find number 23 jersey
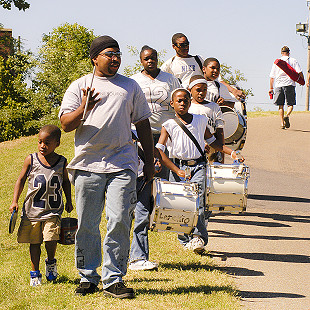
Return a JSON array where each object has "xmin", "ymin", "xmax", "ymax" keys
[{"xmin": 22, "ymin": 153, "xmax": 67, "ymax": 222}]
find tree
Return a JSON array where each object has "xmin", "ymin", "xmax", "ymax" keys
[
  {"xmin": 0, "ymin": 0, "xmax": 30, "ymax": 10},
  {"xmin": 0, "ymin": 38, "xmax": 50, "ymax": 141},
  {"xmin": 220, "ymin": 63, "xmax": 253, "ymax": 100},
  {"xmin": 36, "ymin": 23, "xmax": 96, "ymax": 107}
]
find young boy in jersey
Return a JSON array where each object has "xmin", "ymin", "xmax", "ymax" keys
[
  {"xmin": 156, "ymin": 89, "xmax": 243, "ymax": 254},
  {"xmin": 10, "ymin": 125, "xmax": 73, "ymax": 286},
  {"xmin": 202, "ymin": 58, "xmax": 237, "ymax": 108},
  {"xmin": 188, "ymin": 75, "xmax": 225, "ymax": 163}
]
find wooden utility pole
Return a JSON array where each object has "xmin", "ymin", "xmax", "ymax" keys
[{"xmin": 306, "ymin": 2, "xmax": 310, "ymax": 111}]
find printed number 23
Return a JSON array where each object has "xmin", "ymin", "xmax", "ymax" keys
[{"xmin": 33, "ymin": 174, "xmax": 62, "ymax": 209}]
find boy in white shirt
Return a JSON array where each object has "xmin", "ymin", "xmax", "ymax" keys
[
  {"xmin": 156, "ymin": 89, "xmax": 243, "ymax": 254},
  {"xmin": 188, "ymin": 75, "xmax": 225, "ymax": 163},
  {"xmin": 202, "ymin": 58, "xmax": 237, "ymax": 109}
]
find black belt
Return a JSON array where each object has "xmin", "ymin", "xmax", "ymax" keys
[{"xmin": 174, "ymin": 156, "xmax": 205, "ymax": 167}]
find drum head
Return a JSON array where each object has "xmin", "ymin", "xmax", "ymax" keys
[{"xmin": 220, "ymin": 106, "xmax": 239, "ymax": 139}]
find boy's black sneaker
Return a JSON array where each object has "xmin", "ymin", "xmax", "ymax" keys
[
  {"xmin": 103, "ymin": 282, "xmax": 134, "ymax": 299},
  {"xmin": 75, "ymin": 282, "xmax": 98, "ymax": 296}
]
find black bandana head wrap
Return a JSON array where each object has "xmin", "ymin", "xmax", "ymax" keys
[{"xmin": 89, "ymin": 36, "xmax": 119, "ymax": 60}]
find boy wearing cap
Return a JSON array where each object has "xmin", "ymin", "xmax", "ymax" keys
[
  {"xmin": 269, "ymin": 46, "xmax": 304, "ymax": 129},
  {"xmin": 59, "ymin": 35, "xmax": 155, "ymax": 298}
]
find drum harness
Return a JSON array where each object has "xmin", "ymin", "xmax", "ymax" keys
[{"xmin": 173, "ymin": 117, "xmax": 206, "ymax": 168}]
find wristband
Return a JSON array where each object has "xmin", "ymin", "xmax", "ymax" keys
[
  {"xmin": 230, "ymin": 150, "xmax": 240, "ymax": 159},
  {"xmin": 155, "ymin": 143, "xmax": 166, "ymax": 152}
]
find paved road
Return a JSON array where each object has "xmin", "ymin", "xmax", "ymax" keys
[{"xmin": 208, "ymin": 113, "xmax": 310, "ymax": 310}]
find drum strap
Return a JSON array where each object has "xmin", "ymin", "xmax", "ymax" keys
[{"xmin": 174, "ymin": 117, "xmax": 205, "ymax": 158}]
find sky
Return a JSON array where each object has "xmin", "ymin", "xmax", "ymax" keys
[{"xmin": 1, "ymin": 0, "xmax": 310, "ymax": 111}]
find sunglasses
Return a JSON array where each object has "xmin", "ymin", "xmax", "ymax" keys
[
  {"xmin": 99, "ymin": 51, "xmax": 122, "ymax": 58},
  {"xmin": 174, "ymin": 42, "xmax": 189, "ymax": 48}
]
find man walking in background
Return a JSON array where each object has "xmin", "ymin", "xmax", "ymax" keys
[{"xmin": 269, "ymin": 46, "xmax": 304, "ymax": 129}]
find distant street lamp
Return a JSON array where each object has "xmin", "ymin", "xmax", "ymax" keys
[{"xmin": 296, "ymin": 22, "xmax": 308, "ymax": 34}]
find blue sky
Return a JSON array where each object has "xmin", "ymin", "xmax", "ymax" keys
[{"xmin": 1, "ymin": 0, "xmax": 309, "ymax": 111}]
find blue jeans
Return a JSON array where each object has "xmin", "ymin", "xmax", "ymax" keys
[
  {"xmin": 129, "ymin": 132, "xmax": 169, "ymax": 263},
  {"xmin": 74, "ymin": 169, "xmax": 136, "ymax": 288},
  {"xmin": 169, "ymin": 162, "xmax": 208, "ymax": 246},
  {"xmin": 129, "ymin": 177, "xmax": 152, "ymax": 262}
]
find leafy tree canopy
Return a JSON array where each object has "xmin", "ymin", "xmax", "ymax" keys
[
  {"xmin": 0, "ymin": 0, "xmax": 30, "ymax": 11},
  {"xmin": 36, "ymin": 23, "xmax": 96, "ymax": 106},
  {"xmin": 0, "ymin": 38, "xmax": 51, "ymax": 141},
  {"xmin": 220, "ymin": 64, "xmax": 253, "ymax": 99}
]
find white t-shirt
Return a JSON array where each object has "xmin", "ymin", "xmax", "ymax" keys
[
  {"xmin": 188, "ymin": 101, "xmax": 224, "ymax": 134},
  {"xmin": 206, "ymin": 80, "xmax": 237, "ymax": 103},
  {"xmin": 160, "ymin": 55, "xmax": 204, "ymax": 88},
  {"xmin": 162, "ymin": 114, "xmax": 208, "ymax": 160},
  {"xmin": 59, "ymin": 73, "xmax": 151, "ymax": 175},
  {"xmin": 131, "ymin": 70, "xmax": 181, "ymax": 133},
  {"xmin": 270, "ymin": 56, "xmax": 302, "ymax": 87}
]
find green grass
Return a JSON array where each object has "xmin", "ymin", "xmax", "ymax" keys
[
  {"xmin": 246, "ymin": 110, "xmax": 310, "ymax": 118},
  {"xmin": 0, "ymin": 131, "xmax": 242, "ymax": 309}
]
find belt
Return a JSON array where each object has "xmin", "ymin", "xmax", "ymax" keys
[{"xmin": 174, "ymin": 156, "xmax": 205, "ymax": 167}]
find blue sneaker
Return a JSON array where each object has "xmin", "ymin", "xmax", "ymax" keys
[
  {"xmin": 45, "ymin": 258, "xmax": 57, "ymax": 281},
  {"xmin": 30, "ymin": 270, "xmax": 42, "ymax": 287}
]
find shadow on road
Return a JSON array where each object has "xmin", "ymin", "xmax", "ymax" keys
[
  {"xmin": 209, "ymin": 251, "xmax": 310, "ymax": 263},
  {"xmin": 211, "ymin": 211, "xmax": 310, "ymax": 224},
  {"xmin": 238, "ymin": 290, "xmax": 305, "ymax": 299},
  {"xmin": 209, "ymin": 229, "xmax": 310, "ymax": 241},
  {"xmin": 210, "ymin": 218, "xmax": 291, "ymax": 227},
  {"xmin": 248, "ymin": 194, "xmax": 310, "ymax": 204},
  {"xmin": 220, "ymin": 266, "xmax": 264, "ymax": 277},
  {"xmin": 289, "ymin": 129, "xmax": 310, "ymax": 133}
]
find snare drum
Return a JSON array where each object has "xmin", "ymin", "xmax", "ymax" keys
[
  {"xmin": 206, "ymin": 163, "xmax": 249, "ymax": 213},
  {"xmin": 150, "ymin": 178, "xmax": 199, "ymax": 234},
  {"xmin": 221, "ymin": 106, "xmax": 247, "ymax": 151}
]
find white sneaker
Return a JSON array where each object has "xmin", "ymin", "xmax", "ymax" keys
[
  {"xmin": 128, "ymin": 259, "xmax": 158, "ymax": 271},
  {"xmin": 45, "ymin": 258, "xmax": 58, "ymax": 281},
  {"xmin": 30, "ymin": 271, "xmax": 42, "ymax": 287},
  {"xmin": 184, "ymin": 236, "xmax": 205, "ymax": 254}
]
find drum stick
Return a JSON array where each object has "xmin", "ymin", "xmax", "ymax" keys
[{"xmin": 81, "ymin": 66, "xmax": 96, "ymax": 122}]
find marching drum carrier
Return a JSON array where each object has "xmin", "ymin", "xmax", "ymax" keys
[
  {"xmin": 206, "ymin": 162, "xmax": 250, "ymax": 213},
  {"xmin": 150, "ymin": 178, "xmax": 199, "ymax": 234},
  {"xmin": 221, "ymin": 105, "xmax": 247, "ymax": 151}
]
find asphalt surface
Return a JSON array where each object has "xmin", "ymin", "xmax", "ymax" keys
[{"xmin": 207, "ymin": 112, "xmax": 310, "ymax": 310}]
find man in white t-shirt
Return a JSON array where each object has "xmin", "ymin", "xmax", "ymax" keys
[
  {"xmin": 160, "ymin": 33, "xmax": 203, "ymax": 89},
  {"xmin": 269, "ymin": 46, "xmax": 303, "ymax": 129},
  {"xmin": 59, "ymin": 36, "xmax": 155, "ymax": 299},
  {"xmin": 161, "ymin": 33, "xmax": 245, "ymax": 101}
]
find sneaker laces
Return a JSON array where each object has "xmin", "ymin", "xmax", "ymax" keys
[{"xmin": 46, "ymin": 262, "xmax": 56, "ymax": 274}]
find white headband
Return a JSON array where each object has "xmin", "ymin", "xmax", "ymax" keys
[
  {"xmin": 188, "ymin": 79, "xmax": 208, "ymax": 90},
  {"xmin": 170, "ymin": 87, "xmax": 191, "ymax": 100}
]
